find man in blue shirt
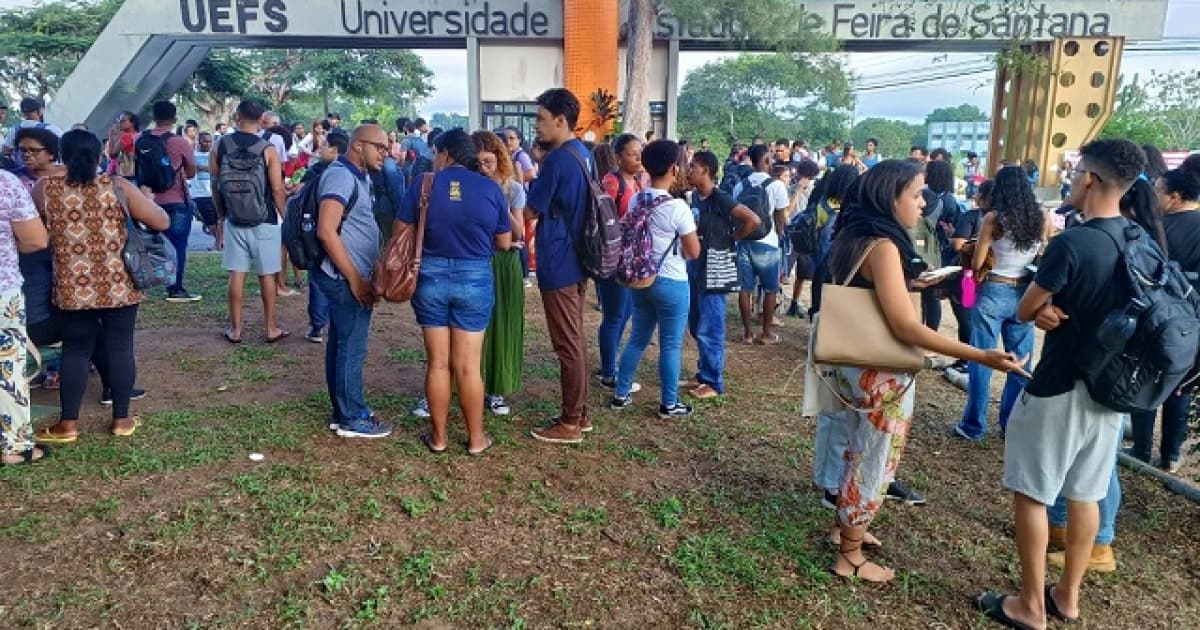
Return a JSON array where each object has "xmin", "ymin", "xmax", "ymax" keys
[
  {"xmin": 524, "ymin": 89, "xmax": 591, "ymax": 445},
  {"xmin": 315, "ymin": 124, "xmax": 390, "ymax": 439}
]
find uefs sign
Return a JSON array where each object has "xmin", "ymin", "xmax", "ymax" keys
[{"xmin": 179, "ymin": 0, "xmax": 554, "ymax": 37}]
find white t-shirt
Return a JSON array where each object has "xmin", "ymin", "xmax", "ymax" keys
[
  {"xmin": 732, "ymin": 172, "xmax": 788, "ymax": 248},
  {"xmin": 638, "ymin": 188, "xmax": 696, "ymax": 282}
]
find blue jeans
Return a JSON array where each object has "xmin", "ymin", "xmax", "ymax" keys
[
  {"xmin": 616, "ymin": 277, "xmax": 690, "ymax": 406},
  {"xmin": 956, "ymin": 282, "xmax": 1034, "ymax": 439},
  {"xmin": 687, "ymin": 259, "xmax": 726, "ymax": 393},
  {"xmin": 1130, "ymin": 391, "xmax": 1192, "ymax": 464},
  {"xmin": 1047, "ymin": 437, "xmax": 1122, "ymax": 545},
  {"xmin": 308, "ymin": 271, "xmax": 329, "ymax": 331},
  {"xmin": 596, "ymin": 278, "xmax": 632, "ymax": 379},
  {"xmin": 162, "ymin": 202, "xmax": 192, "ymax": 291},
  {"xmin": 314, "ymin": 270, "xmax": 373, "ymax": 424}
]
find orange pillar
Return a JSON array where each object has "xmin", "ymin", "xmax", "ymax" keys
[{"xmin": 563, "ymin": 0, "xmax": 619, "ymax": 138}]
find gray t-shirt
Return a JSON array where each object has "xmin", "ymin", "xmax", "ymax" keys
[{"xmin": 318, "ymin": 158, "xmax": 380, "ymax": 280}]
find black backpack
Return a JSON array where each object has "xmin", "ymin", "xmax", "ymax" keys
[
  {"xmin": 735, "ymin": 177, "xmax": 774, "ymax": 242},
  {"xmin": 1074, "ymin": 220, "xmax": 1200, "ymax": 413},
  {"xmin": 282, "ymin": 165, "xmax": 359, "ymax": 271},
  {"xmin": 719, "ymin": 163, "xmax": 748, "ymax": 195},
  {"xmin": 787, "ymin": 206, "xmax": 820, "ymax": 254},
  {"xmin": 561, "ymin": 144, "xmax": 621, "ymax": 279},
  {"xmin": 372, "ymin": 161, "xmax": 400, "ymax": 240},
  {"xmin": 216, "ymin": 134, "xmax": 272, "ymax": 227},
  {"xmin": 134, "ymin": 132, "xmax": 176, "ymax": 193},
  {"xmin": 405, "ymin": 154, "xmax": 433, "ymax": 187}
]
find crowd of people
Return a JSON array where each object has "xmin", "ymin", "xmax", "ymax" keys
[{"xmin": 2, "ymin": 87, "xmax": 1199, "ymax": 630}]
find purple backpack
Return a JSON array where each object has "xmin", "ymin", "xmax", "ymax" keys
[{"xmin": 617, "ymin": 192, "xmax": 677, "ymax": 289}]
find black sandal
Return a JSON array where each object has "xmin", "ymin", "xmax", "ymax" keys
[
  {"xmin": 1045, "ymin": 584, "xmax": 1076, "ymax": 623},
  {"xmin": 2, "ymin": 444, "xmax": 52, "ymax": 466},
  {"xmin": 975, "ymin": 591, "xmax": 1036, "ymax": 630}
]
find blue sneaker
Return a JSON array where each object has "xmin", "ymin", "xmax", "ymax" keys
[{"xmin": 336, "ymin": 415, "xmax": 393, "ymax": 439}]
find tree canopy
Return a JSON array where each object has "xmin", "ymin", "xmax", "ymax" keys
[
  {"xmin": 676, "ymin": 53, "xmax": 853, "ymax": 156},
  {"xmin": 0, "ymin": 0, "xmax": 122, "ymax": 102},
  {"xmin": 925, "ymin": 104, "xmax": 989, "ymax": 125}
]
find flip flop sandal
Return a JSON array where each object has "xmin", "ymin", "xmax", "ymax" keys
[
  {"xmin": 223, "ymin": 330, "xmax": 242, "ymax": 344},
  {"xmin": 975, "ymin": 592, "xmax": 1036, "ymax": 630},
  {"xmin": 468, "ymin": 437, "xmax": 495, "ymax": 457},
  {"xmin": 35, "ymin": 428, "xmax": 78, "ymax": 444},
  {"xmin": 1045, "ymin": 585, "xmax": 1076, "ymax": 623},
  {"xmin": 2, "ymin": 444, "xmax": 53, "ymax": 466},
  {"xmin": 754, "ymin": 333, "xmax": 782, "ymax": 345},
  {"xmin": 265, "ymin": 330, "xmax": 291, "ymax": 344},
  {"xmin": 111, "ymin": 418, "xmax": 140, "ymax": 437},
  {"xmin": 420, "ymin": 433, "xmax": 447, "ymax": 454}
]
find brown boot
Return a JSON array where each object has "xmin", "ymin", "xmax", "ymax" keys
[
  {"xmin": 1047, "ymin": 543, "xmax": 1117, "ymax": 573},
  {"xmin": 1048, "ymin": 525, "xmax": 1067, "ymax": 552}
]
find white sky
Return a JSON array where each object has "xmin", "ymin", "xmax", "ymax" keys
[{"xmin": 5, "ymin": 0, "xmax": 1200, "ymax": 123}]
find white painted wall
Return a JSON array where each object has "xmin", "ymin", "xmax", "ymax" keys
[{"xmin": 479, "ymin": 44, "xmax": 564, "ymax": 102}]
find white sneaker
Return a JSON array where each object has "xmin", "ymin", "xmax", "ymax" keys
[
  {"xmin": 411, "ymin": 398, "xmax": 431, "ymax": 418},
  {"xmin": 487, "ymin": 395, "xmax": 511, "ymax": 416}
]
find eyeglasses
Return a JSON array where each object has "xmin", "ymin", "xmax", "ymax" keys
[
  {"xmin": 18, "ymin": 146, "xmax": 46, "ymax": 157},
  {"xmin": 1072, "ymin": 167, "xmax": 1103, "ymax": 182},
  {"xmin": 361, "ymin": 141, "xmax": 389, "ymax": 154}
]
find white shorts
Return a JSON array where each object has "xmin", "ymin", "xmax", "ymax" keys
[{"xmin": 1002, "ymin": 380, "xmax": 1121, "ymax": 506}]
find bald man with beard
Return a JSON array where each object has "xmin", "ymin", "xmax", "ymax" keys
[{"xmin": 314, "ymin": 123, "xmax": 393, "ymax": 439}]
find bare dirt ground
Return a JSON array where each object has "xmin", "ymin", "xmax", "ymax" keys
[{"xmin": 1, "ymin": 252, "xmax": 1197, "ymax": 629}]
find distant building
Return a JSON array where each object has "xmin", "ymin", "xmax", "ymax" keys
[{"xmin": 927, "ymin": 121, "xmax": 990, "ymax": 162}]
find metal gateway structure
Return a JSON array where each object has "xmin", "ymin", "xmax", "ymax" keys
[{"xmin": 48, "ymin": 1, "xmax": 1168, "ymax": 175}]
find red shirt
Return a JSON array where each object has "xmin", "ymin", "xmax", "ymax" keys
[
  {"xmin": 148, "ymin": 125, "xmax": 196, "ymax": 205},
  {"xmin": 602, "ymin": 171, "xmax": 648, "ymax": 218}
]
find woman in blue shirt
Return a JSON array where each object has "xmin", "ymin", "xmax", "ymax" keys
[{"xmin": 397, "ymin": 129, "xmax": 512, "ymax": 456}]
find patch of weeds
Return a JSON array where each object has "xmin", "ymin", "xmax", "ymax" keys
[
  {"xmin": 525, "ymin": 481, "xmax": 561, "ymax": 515},
  {"xmin": 673, "ymin": 532, "xmax": 767, "ymax": 592},
  {"xmin": 355, "ymin": 585, "xmax": 390, "ymax": 623},
  {"xmin": 321, "ymin": 565, "xmax": 351, "ymax": 595},
  {"xmin": 0, "ymin": 513, "xmax": 54, "ymax": 543},
  {"xmin": 233, "ymin": 472, "xmax": 268, "ymax": 496},
  {"xmin": 81, "ymin": 496, "xmax": 121, "ymax": 522},
  {"xmin": 604, "ymin": 441, "xmax": 659, "ymax": 464},
  {"xmin": 387, "ymin": 347, "xmax": 424, "ymax": 364},
  {"xmin": 277, "ymin": 589, "xmax": 310, "ymax": 628},
  {"xmin": 653, "ymin": 495, "xmax": 685, "ymax": 529},
  {"xmin": 422, "ymin": 477, "xmax": 450, "ymax": 503},
  {"xmin": 400, "ymin": 497, "xmax": 432, "ymax": 517},
  {"xmin": 360, "ymin": 497, "xmax": 385, "ymax": 520},
  {"xmin": 228, "ymin": 344, "xmax": 278, "ymax": 369},
  {"xmin": 154, "ymin": 499, "xmax": 217, "ymax": 541},
  {"xmin": 566, "ymin": 506, "xmax": 609, "ymax": 535},
  {"xmin": 522, "ymin": 358, "xmax": 559, "ymax": 381}
]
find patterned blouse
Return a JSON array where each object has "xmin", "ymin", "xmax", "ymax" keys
[
  {"xmin": 41, "ymin": 176, "xmax": 140, "ymax": 310},
  {"xmin": 0, "ymin": 171, "xmax": 38, "ymax": 294}
]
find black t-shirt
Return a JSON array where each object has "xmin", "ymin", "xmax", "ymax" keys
[
  {"xmin": 948, "ymin": 209, "xmax": 982, "ymax": 266},
  {"xmin": 693, "ymin": 188, "xmax": 738, "ymax": 254},
  {"xmin": 1163, "ymin": 210, "xmax": 1200, "ymax": 274},
  {"xmin": 1026, "ymin": 217, "xmax": 1126, "ymax": 397}
]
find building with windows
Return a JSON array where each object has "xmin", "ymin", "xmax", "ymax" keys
[{"xmin": 927, "ymin": 121, "xmax": 991, "ymax": 161}]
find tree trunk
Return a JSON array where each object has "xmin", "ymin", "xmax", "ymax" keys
[{"xmin": 623, "ymin": 0, "xmax": 654, "ymax": 138}]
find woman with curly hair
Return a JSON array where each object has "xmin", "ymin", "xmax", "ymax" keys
[
  {"xmin": 472, "ymin": 129, "xmax": 526, "ymax": 417},
  {"xmin": 954, "ymin": 165, "xmax": 1044, "ymax": 441}
]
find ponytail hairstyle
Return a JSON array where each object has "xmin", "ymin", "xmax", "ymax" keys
[
  {"xmin": 1141, "ymin": 144, "xmax": 1168, "ymax": 180},
  {"xmin": 434, "ymin": 128, "xmax": 480, "ymax": 172},
  {"xmin": 1120, "ymin": 177, "xmax": 1168, "ymax": 256},
  {"xmin": 60, "ymin": 129, "xmax": 102, "ymax": 186}
]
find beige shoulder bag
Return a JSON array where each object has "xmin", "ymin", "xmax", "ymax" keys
[{"xmin": 812, "ymin": 238, "xmax": 926, "ymax": 374}]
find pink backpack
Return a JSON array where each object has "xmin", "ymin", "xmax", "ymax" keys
[{"xmin": 616, "ymin": 192, "xmax": 676, "ymax": 289}]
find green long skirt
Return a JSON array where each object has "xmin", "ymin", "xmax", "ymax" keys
[{"xmin": 482, "ymin": 249, "xmax": 524, "ymax": 395}]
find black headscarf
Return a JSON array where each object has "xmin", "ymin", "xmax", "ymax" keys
[{"xmin": 832, "ymin": 160, "xmax": 928, "ymax": 280}]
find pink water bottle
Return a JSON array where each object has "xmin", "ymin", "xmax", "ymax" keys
[{"xmin": 961, "ymin": 270, "xmax": 977, "ymax": 308}]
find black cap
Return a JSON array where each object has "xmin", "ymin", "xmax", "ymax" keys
[{"xmin": 19, "ymin": 97, "xmax": 43, "ymax": 113}]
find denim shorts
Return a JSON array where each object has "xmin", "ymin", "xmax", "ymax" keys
[
  {"xmin": 736, "ymin": 240, "xmax": 782, "ymax": 292},
  {"xmin": 412, "ymin": 256, "xmax": 495, "ymax": 332}
]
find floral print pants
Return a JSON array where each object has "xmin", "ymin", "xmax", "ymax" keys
[
  {"xmin": 0, "ymin": 288, "xmax": 32, "ymax": 457},
  {"xmin": 832, "ymin": 366, "xmax": 916, "ymax": 529}
]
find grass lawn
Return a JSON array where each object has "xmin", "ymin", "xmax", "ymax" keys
[{"xmin": 2, "ymin": 252, "xmax": 1197, "ymax": 628}]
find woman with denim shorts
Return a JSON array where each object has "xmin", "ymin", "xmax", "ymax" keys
[
  {"xmin": 608, "ymin": 140, "xmax": 701, "ymax": 419},
  {"xmin": 954, "ymin": 166, "xmax": 1043, "ymax": 442},
  {"xmin": 396, "ymin": 129, "xmax": 512, "ymax": 456}
]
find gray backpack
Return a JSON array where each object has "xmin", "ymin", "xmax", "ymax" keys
[{"xmin": 217, "ymin": 134, "xmax": 271, "ymax": 227}]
